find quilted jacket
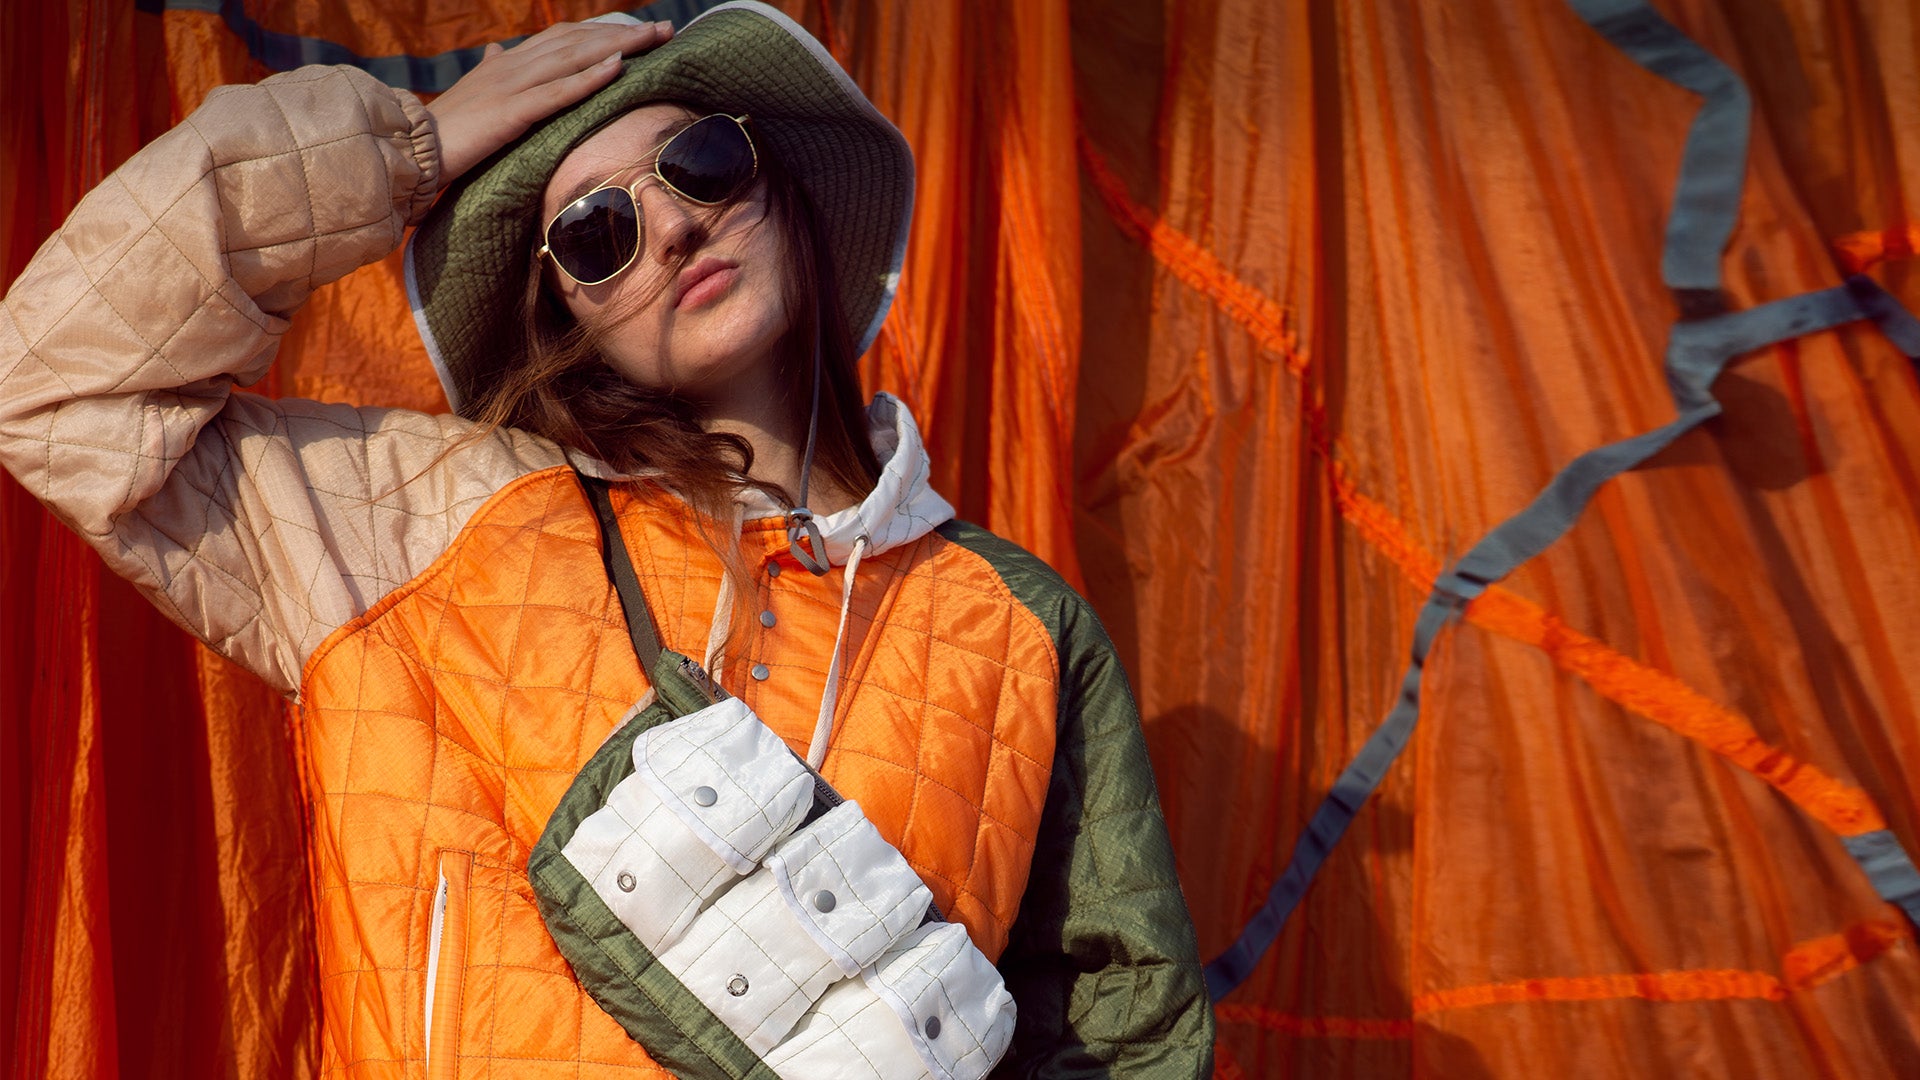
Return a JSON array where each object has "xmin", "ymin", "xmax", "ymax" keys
[{"xmin": 0, "ymin": 65, "xmax": 1212, "ymax": 1077}]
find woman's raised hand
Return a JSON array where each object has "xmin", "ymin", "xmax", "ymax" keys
[{"xmin": 429, "ymin": 19, "xmax": 674, "ymax": 184}]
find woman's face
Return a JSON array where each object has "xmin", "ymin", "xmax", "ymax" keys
[{"xmin": 539, "ymin": 103, "xmax": 790, "ymax": 401}]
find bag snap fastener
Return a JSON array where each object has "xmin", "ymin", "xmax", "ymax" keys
[
  {"xmin": 751, "ymin": 663, "xmax": 770, "ymax": 681},
  {"xmin": 616, "ymin": 871, "xmax": 636, "ymax": 893},
  {"xmin": 692, "ymin": 785, "xmax": 718, "ymax": 807},
  {"xmin": 813, "ymin": 890, "xmax": 836, "ymax": 913},
  {"xmin": 727, "ymin": 974, "xmax": 749, "ymax": 997},
  {"xmin": 924, "ymin": 1016, "xmax": 941, "ymax": 1039},
  {"xmin": 760, "ymin": 610, "xmax": 776, "ymax": 628}
]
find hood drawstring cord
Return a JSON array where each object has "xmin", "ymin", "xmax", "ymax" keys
[
  {"xmin": 785, "ymin": 323, "xmax": 832, "ymax": 576},
  {"xmin": 703, "ymin": 500, "xmax": 747, "ymax": 678},
  {"xmin": 805, "ymin": 533, "xmax": 868, "ymax": 770},
  {"xmin": 780, "ymin": 314, "xmax": 863, "ymax": 767}
]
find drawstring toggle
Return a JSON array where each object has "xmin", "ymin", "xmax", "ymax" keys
[{"xmin": 786, "ymin": 508, "xmax": 831, "ymax": 576}]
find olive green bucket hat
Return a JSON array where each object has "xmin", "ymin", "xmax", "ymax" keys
[{"xmin": 404, "ymin": 1, "xmax": 913, "ymax": 416}]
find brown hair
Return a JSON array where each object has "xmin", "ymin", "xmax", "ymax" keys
[{"xmin": 468, "ymin": 120, "xmax": 882, "ymax": 641}]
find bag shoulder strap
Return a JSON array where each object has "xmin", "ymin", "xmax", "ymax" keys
[{"xmin": 577, "ymin": 471, "xmax": 666, "ymax": 671}]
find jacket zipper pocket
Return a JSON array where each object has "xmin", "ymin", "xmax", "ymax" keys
[{"xmin": 425, "ymin": 850, "xmax": 472, "ymax": 1080}]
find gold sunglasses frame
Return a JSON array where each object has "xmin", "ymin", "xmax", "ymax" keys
[{"xmin": 537, "ymin": 113, "xmax": 758, "ymax": 287}]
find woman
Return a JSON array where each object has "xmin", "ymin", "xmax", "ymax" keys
[{"xmin": 0, "ymin": 4, "xmax": 1211, "ymax": 1076}]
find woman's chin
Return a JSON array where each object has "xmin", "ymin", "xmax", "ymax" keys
[{"xmin": 609, "ymin": 346, "xmax": 780, "ymax": 404}]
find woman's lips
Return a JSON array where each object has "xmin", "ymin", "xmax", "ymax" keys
[{"xmin": 675, "ymin": 258, "xmax": 739, "ymax": 309}]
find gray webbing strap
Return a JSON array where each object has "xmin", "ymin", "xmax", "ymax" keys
[
  {"xmin": 1204, "ymin": 1, "xmax": 1920, "ymax": 1000},
  {"xmin": 1843, "ymin": 832, "xmax": 1920, "ymax": 924},
  {"xmin": 578, "ymin": 472, "xmax": 667, "ymax": 671},
  {"xmin": 1846, "ymin": 275, "xmax": 1920, "ymax": 373},
  {"xmin": 1204, "ymin": 286, "xmax": 1911, "ymax": 999},
  {"xmin": 1572, "ymin": 0, "xmax": 1750, "ymax": 295}
]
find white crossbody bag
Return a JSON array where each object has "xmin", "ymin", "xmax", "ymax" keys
[{"xmin": 526, "ymin": 475, "xmax": 1016, "ymax": 1079}]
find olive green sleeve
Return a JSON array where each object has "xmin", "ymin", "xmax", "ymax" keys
[{"xmin": 936, "ymin": 523, "xmax": 1213, "ymax": 1078}]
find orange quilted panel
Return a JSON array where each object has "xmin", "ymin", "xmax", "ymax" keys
[{"xmin": 296, "ymin": 467, "xmax": 1056, "ymax": 1074}]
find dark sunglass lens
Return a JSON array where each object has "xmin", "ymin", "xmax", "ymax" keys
[
  {"xmin": 549, "ymin": 188, "xmax": 639, "ymax": 283},
  {"xmin": 657, "ymin": 117, "xmax": 755, "ymax": 204}
]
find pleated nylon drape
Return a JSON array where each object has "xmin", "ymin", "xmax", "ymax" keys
[{"xmin": 3, "ymin": 1, "xmax": 1916, "ymax": 1077}]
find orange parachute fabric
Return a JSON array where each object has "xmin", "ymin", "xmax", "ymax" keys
[{"xmin": 3, "ymin": 1, "xmax": 1918, "ymax": 1078}]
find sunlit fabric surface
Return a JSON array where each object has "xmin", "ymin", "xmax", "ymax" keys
[{"xmin": 3, "ymin": 0, "xmax": 1917, "ymax": 1077}]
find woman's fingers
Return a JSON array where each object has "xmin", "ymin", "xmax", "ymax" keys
[
  {"xmin": 498, "ymin": 19, "xmax": 662, "ymax": 71},
  {"xmin": 491, "ymin": 27, "xmax": 654, "ymax": 98},
  {"xmin": 430, "ymin": 19, "xmax": 673, "ymax": 184},
  {"xmin": 493, "ymin": 51, "xmax": 625, "ymax": 135}
]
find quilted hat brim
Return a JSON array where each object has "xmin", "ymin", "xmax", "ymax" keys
[{"xmin": 404, "ymin": 1, "xmax": 913, "ymax": 416}]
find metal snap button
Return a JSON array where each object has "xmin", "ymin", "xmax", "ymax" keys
[
  {"xmin": 767, "ymin": 562, "xmax": 782, "ymax": 578},
  {"xmin": 924, "ymin": 1016, "xmax": 941, "ymax": 1039},
  {"xmin": 813, "ymin": 890, "xmax": 836, "ymax": 913},
  {"xmin": 692, "ymin": 785, "xmax": 718, "ymax": 807},
  {"xmin": 727, "ymin": 974, "xmax": 749, "ymax": 997},
  {"xmin": 760, "ymin": 610, "xmax": 776, "ymax": 628},
  {"xmin": 751, "ymin": 664, "xmax": 770, "ymax": 681},
  {"xmin": 616, "ymin": 871, "xmax": 636, "ymax": 893}
]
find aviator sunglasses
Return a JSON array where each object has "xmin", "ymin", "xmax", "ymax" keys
[{"xmin": 538, "ymin": 113, "xmax": 759, "ymax": 287}]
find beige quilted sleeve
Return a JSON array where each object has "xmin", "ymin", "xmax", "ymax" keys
[{"xmin": 0, "ymin": 65, "xmax": 567, "ymax": 697}]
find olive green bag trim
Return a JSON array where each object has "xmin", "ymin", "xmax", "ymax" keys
[
  {"xmin": 528, "ymin": 648, "xmax": 778, "ymax": 1080},
  {"xmin": 933, "ymin": 521, "xmax": 1215, "ymax": 1078}
]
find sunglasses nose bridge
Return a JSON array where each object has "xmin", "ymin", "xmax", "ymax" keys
[{"xmin": 634, "ymin": 179, "xmax": 706, "ymax": 264}]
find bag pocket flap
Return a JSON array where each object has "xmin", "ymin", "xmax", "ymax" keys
[
  {"xmin": 638, "ymin": 696, "xmax": 813, "ymax": 874},
  {"xmin": 863, "ymin": 922, "xmax": 1016, "ymax": 1080},
  {"xmin": 759, "ymin": 975, "xmax": 934, "ymax": 1079},
  {"xmin": 765, "ymin": 801, "xmax": 933, "ymax": 977},
  {"xmin": 561, "ymin": 775, "xmax": 737, "ymax": 951},
  {"xmin": 655, "ymin": 870, "xmax": 844, "ymax": 1054}
]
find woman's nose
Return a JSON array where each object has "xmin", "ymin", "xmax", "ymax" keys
[{"xmin": 640, "ymin": 182, "xmax": 705, "ymax": 264}]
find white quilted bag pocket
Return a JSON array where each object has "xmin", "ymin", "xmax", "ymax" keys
[
  {"xmin": 656, "ymin": 800, "xmax": 932, "ymax": 1053},
  {"xmin": 560, "ymin": 697, "xmax": 813, "ymax": 950},
  {"xmin": 764, "ymin": 801, "xmax": 934, "ymax": 977},
  {"xmin": 759, "ymin": 974, "xmax": 929, "ymax": 1079},
  {"xmin": 763, "ymin": 921, "xmax": 1016, "ymax": 1080},
  {"xmin": 638, "ymin": 696, "xmax": 817, "ymax": 873}
]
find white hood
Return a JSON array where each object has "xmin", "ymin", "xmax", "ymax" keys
[
  {"xmin": 568, "ymin": 391, "xmax": 953, "ymax": 562},
  {"xmin": 574, "ymin": 391, "xmax": 951, "ymax": 766},
  {"xmin": 737, "ymin": 392, "xmax": 954, "ymax": 565}
]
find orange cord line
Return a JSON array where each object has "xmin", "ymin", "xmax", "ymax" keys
[
  {"xmin": 1831, "ymin": 222, "xmax": 1918, "ymax": 275},
  {"xmin": 1417, "ymin": 969, "xmax": 1785, "ymax": 1014},
  {"xmin": 1332, "ymin": 442, "xmax": 1888, "ymax": 837},
  {"xmin": 1415, "ymin": 915, "xmax": 1912, "ymax": 1016},
  {"xmin": 1208, "ymin": 918, "xmax": 1912, "ymax": 1035},
  {"xmin": 1466, "ymin": 582, "xmax": 1889, "ymax": 832},
  {"xmin": 1078, "ymin": 134, "xmax": 1891, "ymax": 839},
  {"xmin": 1076, "ymin": 130, "xmax": 1307, "ymax": 375},
  {"xmin": 1215, "ymin": 1004, "xmax": 1416, "ymax": 1040}
]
